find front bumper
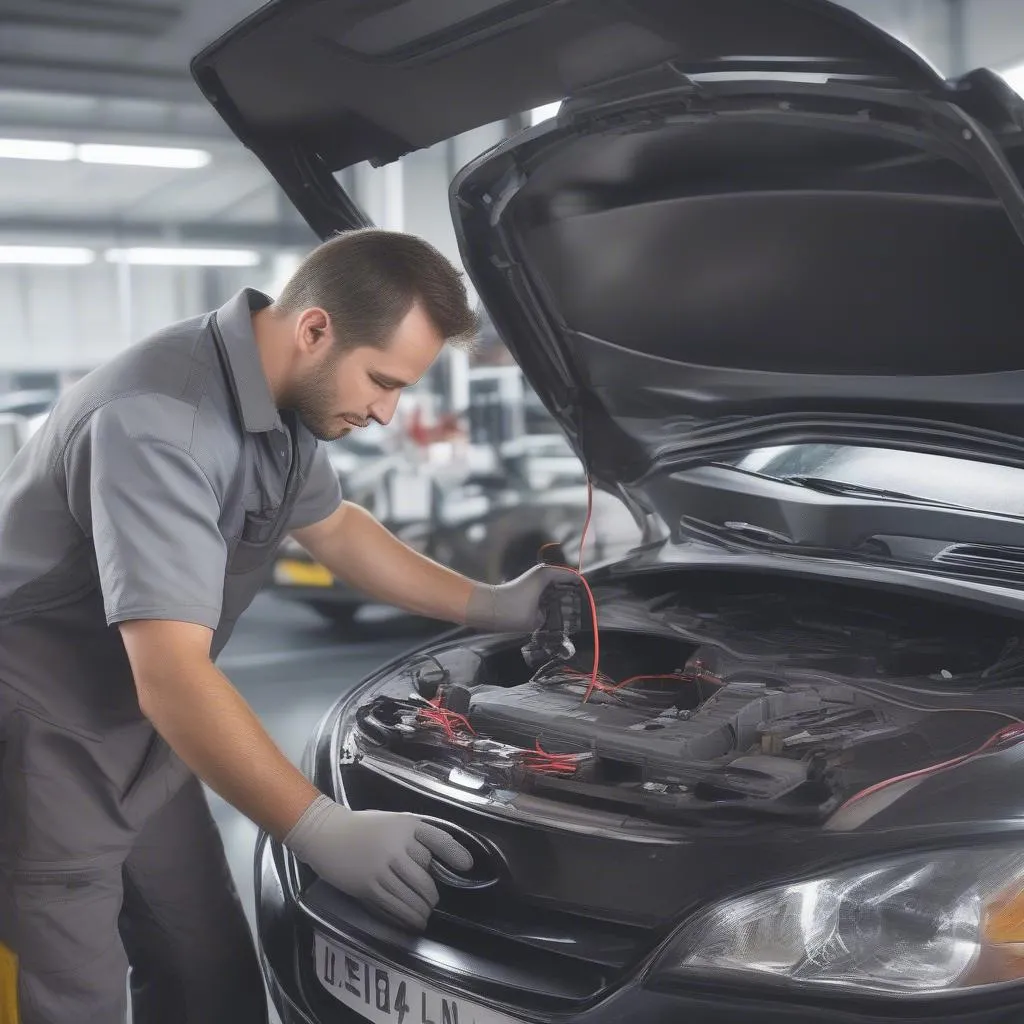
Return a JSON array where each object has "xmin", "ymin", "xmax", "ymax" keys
[{"xmin": 255, "ymin": 832, "xmax": 1024, "ymax": 1024}]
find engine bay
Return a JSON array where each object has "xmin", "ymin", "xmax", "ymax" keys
[{"xmin": 347, "ymin": 575, "xmax": 1024, "ymax": 823}]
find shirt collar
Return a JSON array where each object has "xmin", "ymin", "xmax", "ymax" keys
[{"xmin": 213, "ymin": 288, "xmax": 283, "ymax": 434}]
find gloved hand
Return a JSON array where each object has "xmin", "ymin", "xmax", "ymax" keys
[
  {"xmin": 284, "ymin": 795, "xmax": 473, "ymax": 930},
  {"xmin": 465, "ymin": 563, "xmax": 582, "ymax": 634}
]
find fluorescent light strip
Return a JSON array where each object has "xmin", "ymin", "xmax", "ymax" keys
[
  {"xmin": 0, "ymin": 138, "xmax": 210, "ymax": 168},
  {"xmin": 0, "ymin": 138, "xmax": 75, "ymax": 161},
  {"xmin": 0, "ymin": 246, "xmax": 95, "ymax": 265},
  {"xmin": 0, "ymin": 246, "xmax": 261, "ymax": 267},
  {"xmin": 78, "ymin": 144, "xmax": 210, "ymax": 169},
  {"xmin": 104, "ymin": 247, "xmax": 260, "ymax": 267}
]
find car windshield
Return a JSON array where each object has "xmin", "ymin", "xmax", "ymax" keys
[{"xmin": 722, "ymin": 444, "xmax": 1024, "ymax": 519}]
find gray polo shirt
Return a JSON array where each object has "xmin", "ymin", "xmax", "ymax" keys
[{"xmin": 0, "ymin": 288, "xmax": 342, "ymax": 729}]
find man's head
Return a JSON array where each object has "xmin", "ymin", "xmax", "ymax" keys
[{"xmin": 266, "ymin": 229, "xmax": 478, "ymax": 441}]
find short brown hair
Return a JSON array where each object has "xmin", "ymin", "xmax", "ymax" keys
[{"xmin": 276, "ymin": 229, "xmax": 479, "ymax": 351}]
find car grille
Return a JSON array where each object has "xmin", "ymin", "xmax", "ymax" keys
[
  {"xmin": 298, "ymin": 882, "xmax": 621, "ymax": 1012},
  {"xmin": 322, "ymin": 762, "xmax": 670, "ymax": 1010}
]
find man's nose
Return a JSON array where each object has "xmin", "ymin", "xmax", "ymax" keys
[{"xmin": 369, "ymin": 391, "xmax": 400, "ymax": 426}]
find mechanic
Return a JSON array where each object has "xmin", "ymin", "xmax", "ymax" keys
[{"xmin": 0, "ymin": 229, "xmax": 579, "ymax": 1024}]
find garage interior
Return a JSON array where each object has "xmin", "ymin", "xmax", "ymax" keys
[{"xmin": 2, "ymin": 2, "xmax": 1024, "ymax": 1022}]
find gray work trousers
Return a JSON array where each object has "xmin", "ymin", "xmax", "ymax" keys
[{"xmin": 0, "ymin": 688, "xmax": 268, "ymax": 1023}]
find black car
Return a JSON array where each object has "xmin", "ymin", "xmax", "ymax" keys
[{"xmin": 193, "ymin": 2, "xmax": 1024, "ymax": 1022}]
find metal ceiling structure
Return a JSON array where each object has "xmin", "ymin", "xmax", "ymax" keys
[
  {"xmin": 0, "ymin": 0, "xmax": 257, "ymax": 104},
  {"xmin": 0, "ymin": 0, "xmax": 316, "ymax": 250}
]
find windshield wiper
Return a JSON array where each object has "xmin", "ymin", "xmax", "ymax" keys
[{"xmin": 782, "ymin": 476, "xmax": 973, "ymax": 511}]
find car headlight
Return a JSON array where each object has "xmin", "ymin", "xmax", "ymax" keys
[{"xmin": 652, "ymin": 846, "xmax": 1024, "ymax": 997}]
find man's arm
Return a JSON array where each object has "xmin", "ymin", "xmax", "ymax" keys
[
  {"xmin": 292, "ymin": 500, "xmax": 582, "ymax": 633},
  {"xmin": 292, "ymin": 501, "xmax": 475, "ymax": 623},
  {"xmin": 120, "ymin": 617, "xmax": 473, "ymax": 930},
  {"xmin": 119, "ymin": 618, "xmax": 319, "ymax": 840}
]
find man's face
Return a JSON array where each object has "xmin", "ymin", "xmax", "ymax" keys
[{"xmin": 285, "ymin": 303, "xmax": 445, "ymax": 442}]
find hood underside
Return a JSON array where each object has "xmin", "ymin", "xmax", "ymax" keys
[
  {"xmin": 450, "ymin": 80, "xmax": 1024, "ymax": 494},
  {"xmin": 193, "ymin": 0, "xmax": 1024, "ymax": 495}
]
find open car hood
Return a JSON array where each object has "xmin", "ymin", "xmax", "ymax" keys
[{"xmin": 193, "ymin": 0, "xmax": 1024, "ymax": 500}]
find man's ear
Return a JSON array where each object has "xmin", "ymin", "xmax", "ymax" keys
[{"xmin": 296, "ymin": 307, "xmax": 332, "ymax": 354}]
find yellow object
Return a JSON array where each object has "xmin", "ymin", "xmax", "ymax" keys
[
  {"xmin": 274, "ymin": 559, "xmax": 334, "ymax": 587},
  {"xmin": 984, "ymin": 884, "xmax": 1024, "ymax": 944},
  {"xmin": 0, "ymin": 943, "xmax": 18, "ymax": 1024}
]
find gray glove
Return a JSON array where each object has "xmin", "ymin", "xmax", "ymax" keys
[
  {"xmin": 465, "ymin": 563, "xmax": 581, "ymax": 633},
  {"xmin": 284, "ymin": 795, "xmax": 473, "ymax": 931}
]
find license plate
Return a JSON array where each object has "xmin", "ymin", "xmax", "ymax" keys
[
  {"xmin": 274, "ymin": 559, "xmax": 334, "ymax": 587},
  {"xmin": 313, "ymin": 933, "xmax": 523, "ymax": 1024}
]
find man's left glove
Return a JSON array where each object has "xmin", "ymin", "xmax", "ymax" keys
[{"xmin": 465, "ymin": 564, "xmax": 582, "ymax": 634}]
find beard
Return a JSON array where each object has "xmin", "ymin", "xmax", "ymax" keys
[{"xmin": 281, "ymin": 351, "xmax": 366, "ymax": 442}]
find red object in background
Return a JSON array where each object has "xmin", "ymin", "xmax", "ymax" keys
[{"xmin": 406, "ymin": 407, "xmax": 464, "ymax": 447}]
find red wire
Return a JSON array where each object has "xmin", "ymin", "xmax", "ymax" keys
[
  {"xmin": 531, "ymin": 740, "xmax": 575, "ymax": 763},
  {"xmin": 539, "ymin": 480, "xmax": 691, "ymax": 704},
  {"xmin": 576, "ymin": 572, "xmax": 602, "ymax": 703},
  {"xmin": 575, "ymin": 477, "xmax": 602, "ymax": 702},
  {"xmin": 419, "ymin": 710, "xmax": 455, "ymax": 739},
  {"xmin": 442, "ymin": 709, "xmax": 475, "ymax": 734},
  {"xmin": 418, "ymin": 707, "xmax": 476, "ymax": 738},
  {"xmin": 521, "ymin": 740, "xmax": 583, "ymax": 774},
  {"xmin": 578, "ymin": 479, "xmax": 593, "ymax": 574},
  {"xmin": 564, "ymin": 668, "xmax": 615, "ymax": 683},
  {"xmin": 608, "ymin": 673, "xmax": 685, "ymax": 691},
  {"xmin": 562, "ymin": 668, "xmax": 684, "ymax": 696},
  {"xmin": 836, "ymin": 722, "xmax": 1024, "ymax": 812}
]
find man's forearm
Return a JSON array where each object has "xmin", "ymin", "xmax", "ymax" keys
[
  {"xmin": 303, "ymin": 502, "xmax": 475, "ymax": 623},
  {"xmin": 137, "ymin": 658, "xmax": 320, "ymax": 841}
]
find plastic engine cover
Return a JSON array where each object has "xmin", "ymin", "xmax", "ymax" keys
[{"xmin": 468, "ymin": 680, "xmax": 830, "ymax": 773}]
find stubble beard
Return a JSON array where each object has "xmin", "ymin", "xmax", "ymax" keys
[{"xmin": 282, "ymin": 351, "xmax": 355, "ymax": 442}]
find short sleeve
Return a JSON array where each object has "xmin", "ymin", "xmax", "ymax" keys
[
  {"xmin": 288, "ymin": 443, "xmax": 343, "ymax": 530},
  {"xmin": 74, "ymin": 401, "xmax": 228, "ymax": 629}
]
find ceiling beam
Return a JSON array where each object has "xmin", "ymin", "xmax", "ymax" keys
[
  {"xmin": 0, "ymin": 58, "xmax": 198, "ymax": 105},
  {"xmin": 0, "ymin": 0, "xmax": 257, "ymax": 107},
  {"xmin": 0, "ymin": 216, "xmax": 318, "ymax": 250},
  {"xmin": 0, "ymin": 0, "xmax": 183, "ymax": 38}
]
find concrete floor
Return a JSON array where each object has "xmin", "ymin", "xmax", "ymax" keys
[{"xmin": 208, "ymin": 592, "xmax": 448, "ymax": 1021}]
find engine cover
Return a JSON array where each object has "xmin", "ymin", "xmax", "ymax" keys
[{"xmin": 468, "ymin": 678, "xmax": 852, "ymax": 774}]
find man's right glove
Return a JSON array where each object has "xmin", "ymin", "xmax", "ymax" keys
[
  {"xmin": 284, "ymin": 795, "xmax": 473, "ymax": 931},
  {"xmin": 465, "ymin": 564, "xmax": 582, "ymax": 634}
]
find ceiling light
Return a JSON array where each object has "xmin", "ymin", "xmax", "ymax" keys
[
  {"xmin": 104, "ymin": 247, "xmax": 260, "ymax": 267},
  {"xmin": 77, "ymin": 144, "xmax": 210, "ymax": 168},
  {"xmin": 0, "ymin": 138, "xmax": 211, "ymax": 168},
  {"xmin": 0, "ymin": 246, "xmax": 95, "ymax": 265},
  {"xmin": 529, "ymin": 101, "xmax": 562, "ymax": 126},
  {"xmin": 999, "ymin": 62, "xmax": 1024, "ymax": 96},
  {"xmin": 0, "ymin": 138, "xmax": 75, "ymax": 161}
]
